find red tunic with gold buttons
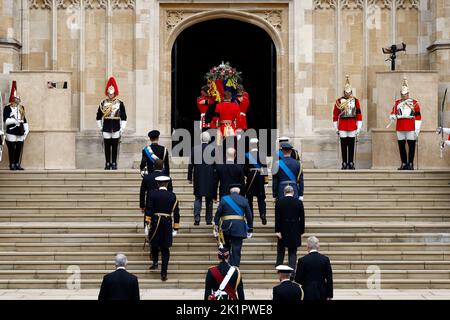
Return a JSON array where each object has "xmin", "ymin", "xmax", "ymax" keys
[
  {"xmin": 237, "ymin": 92, "xmax": 250, "ymax": 130},
  {"xmin": 333, "ymin": 97, "xmax": 362, "ymax": 131},
  {"xmin": 390, "ymin": 99, "xmax": 421, "ymax": 132},
  {"xmin": 215, "ymin": 101, "xmax": 241, "ymax": 136},
  {"xmin": 196, "ymin": 96, "xmax": 218, "ymax": 129}
]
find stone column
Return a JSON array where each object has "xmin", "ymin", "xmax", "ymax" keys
[{"xmin": 0, "ymin": 0, "xmax": 21, "ymax": 74}]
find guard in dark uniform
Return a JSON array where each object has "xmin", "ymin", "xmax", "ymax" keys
[
  {"xmin": 214, "ymin": 184, "xmax": 253, "ymax": 267},
  {"xmin": 188, "ymin": 131, "xmax": 217, "ymax": 225},
  {"xmin": 139, "ymin": 159, "xmax": 173, "ymax": 213},
  {"xmin": 244, "ymin": 138, "xmax": 268, "ymax": 225},
  {"xmin": 140, "ymin": 130, "xmax": 170, "ymax": 177},
  {"xmin": 278, "ymin": 137, "xmax": 300, "ymax": 161},
  {"xmin": 272, "ymin": 265, "xmax": 304, "ymax": 301},
  {"xmin": 96, "ymin": 77, "xmax": 127, "ymax": 170},
  {"xmin": 273, "ymin": 143, "xmax": 304, "ymax": 201},
  {"xmin": 216, "ymin": 147, "xmax": 245, "ymax": 199},
  {"xmin": 204, "ymin": 247, "xmax": 245, "ymax": 300},
  {"xmin": 3, "ymin": 81, "xmax": 29, "ymax": 171},
  {"xmin": 145, "ymin": 176, "xmax": 180, "ymax": 281}
]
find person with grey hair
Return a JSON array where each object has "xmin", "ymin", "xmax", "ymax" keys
[
  {"xmin": 294, "ymin": 236, "xmax": 333, "ymax": 301},
  {"xmin": 98, "ymin": 253, "xmax": 140, "ymax": 300},
  {"xmin": 188, "ymin": 131, "xmax": 217, "ymax": 225},
  {"xmin": 275, "ymin": 185, "xmax": 305, "ymax": 270}
]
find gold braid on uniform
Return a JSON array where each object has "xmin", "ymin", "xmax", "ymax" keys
[
  {"xmin": 337, "ymin": 97, "xmax": 355, "ymax": 117},
  {"xmin": 100, "ymin": 98, "xmax": 118, "ymax": 119}
]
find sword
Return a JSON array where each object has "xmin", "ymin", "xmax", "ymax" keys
[
  {"xmin": 117, "ymin": 134, "xmax": 122, "ymax": 165},
  {"xmin": 354, "ymin": 135, "xmax": 358, "ymax": 167},
  {"xmin": 0, "ymin": 92, "xmax": 4, "ymax": 162},
  {"xmin": 438, "ymin": 88, "xmax": 447, "ymax": 158}
]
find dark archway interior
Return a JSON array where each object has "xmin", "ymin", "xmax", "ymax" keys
[{"xmin": 171, "ymin": 18, "xmax": 276, "ymax": 153}]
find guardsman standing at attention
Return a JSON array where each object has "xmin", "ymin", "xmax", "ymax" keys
[
  {"xmin": 140, "ymin": 130, "xmax": 170, "ymax": 177},
  {"xmin": 145, "ymin": 176, "xmax": 180, "ymax": 281},
  {"xmin": 96, "ymin": 77, "xmax": 127, "ymax": 170},
  {"xmin": 214, "ymin": 183, "xmax": 253, "ymax": 267},
  {"xmin": 273, "ymin": 143, "xmax": 304, "ymax": 201},
  {"xmin": 332, "ymin": 75, "xmax": 363, "ymax": 170},
  {"xmin": 389, "ymin": 77, "xmax": 422, "ymax": 170},
  {"xmin": 3, "ymin": 81, "xmax": 29, "ymax": 171},
  {"xmin": 244, "ymin": 138, "xmax": 268, "ymax": 225},
  {"xmin": 272, "ymin": 265, "xmax": 304, "ymax": 301}
]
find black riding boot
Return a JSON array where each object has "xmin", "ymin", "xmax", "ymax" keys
[
  {"xmin": 397, "ymin": 140, "xmax": 408, "ymax": 170},
  {"xmin": 407, "ymin": 140, "xmax": 416, "ymax": 170}
]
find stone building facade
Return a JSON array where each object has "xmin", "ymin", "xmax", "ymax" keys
[{"xmin": 0, "ymin": 0, "xmax": 449, "ymax": 169}]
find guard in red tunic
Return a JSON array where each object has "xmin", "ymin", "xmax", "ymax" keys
[
  {"xmin": 389, "ymin": 78, "xmax": 422, "ymax": 170},
  {"xmin": 236, "ymin": 85, "xmax": 250, "ymax": 131},
  {"xmin": 332, "ymin": 75, "xmax": 363, "ymax": 170},
  {"xmin": 215, "ymin": 91, "xmax": 241, "ymax": 140},
  {"xmin": 197, "ymin": 86, "xmax": 217, "ymax": 131}
]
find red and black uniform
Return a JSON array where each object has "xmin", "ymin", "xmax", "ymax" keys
[
  {"xmin": 390, "ymin": 99, "xmax": 422, "ymax": 169},
  {"xmin": 197, "ymin": 95, "xmax": 217, "ymax": 130},
  {"xmin": 237, "ymin": 92, "xmax": 250, "ymax": 130},
  {"xmin": 215, "ymin": 101, "xmax": 241, "ymax": 138}
]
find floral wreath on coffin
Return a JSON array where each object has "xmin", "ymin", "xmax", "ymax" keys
[{"xmin": 204, "ymin": 61, "xmax": 243, "ymax": 103}]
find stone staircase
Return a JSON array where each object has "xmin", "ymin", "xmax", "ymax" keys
[{"xmin": 0, "ymin": 169, "xmax": 449, "ymax": 290}]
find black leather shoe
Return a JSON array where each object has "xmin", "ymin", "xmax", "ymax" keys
[
  {"xmin": 206, "ymin": 222, "xmax": 212, "ymax": 226},
  {"xmin": 194, "ymin": 221, "xmax": 200, "ymax": 226},
  {"xmin": 104, "ymin": 162, "xmax": 111, "ymax": 170},
  {"xmin": 149, "ymin": 263, "xmax": 158, "ymax": 270},
  {"xmin": 111, "ymin": 163, "xmax": 117, "ymax": 170},
  {"xmin": 408, "ymin": 163, "xmax": 414, "ymax": 170},
  {"xmin": 398, "ymin": 163, "xmax": 407, "ymax": 170},
  {"xmin": 15, "ymin": 164, "xmax": 24, "ymax": 171},
  {"xmin": 341, "ymin": 162, "xmax": 347, "ymax": 170},
  {"xmin": 9, "ymin": 164, "xmax": 16, "ymax": 171},
  {"xmin": 161, "ymin": 275, "xmax": 168, "ymax": 282},
  {"xmin": 348, "ymin": 162, "xmax": 355, "ymax": 170},
  {"xmin": 261, "ymin": 218, "xmax": 267, "ymax": 225}
]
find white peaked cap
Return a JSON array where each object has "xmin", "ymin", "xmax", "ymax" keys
[
  {"xmin": 276, "ymin": 265, "xmax": 294, "ymax": 273},
  {"xmin": 278, "ymin": 136, "xmax": 290, "ymax": 142},
  {"xmin": 155, "ymin": 176, "xmax": 170, "ymax": 182}
]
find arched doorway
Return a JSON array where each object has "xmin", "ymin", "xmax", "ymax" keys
[{"xmin": 171, "ymin": 18, "xmax": 277, "ymax": 152}]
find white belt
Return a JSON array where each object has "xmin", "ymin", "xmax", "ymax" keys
[
  {"xmin": 200, "ymin": 113, "xmax": 205, "ymax": 117},
  {"xmin": 240, "ymin": 112, "xmax": 246, "ymax": 116}
]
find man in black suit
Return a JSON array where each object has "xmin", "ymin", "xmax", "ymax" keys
[
  {"xmin": 295, "ymin": 236, "xmax": 333, "ymax": 301},
  {"xmin": 216, "ymin": 147, "xmax": 245, "ymax": 199},
  {"xmin": 98, "ymin": 253, "xmax": 140, "ymax": 300},
  {"xmin": 140, "ymin": 130, "xmax": 170, "ymax": 176},
  {"xmin": 204, "ymin": 247, "xmax": 245, "ymax": 300},
  {"xmin": 188, "ymin": 131, "xmax": 217, "ymax": 225},
  {"xmin": 272, "ymin": 265, "xmax": 304, "ymax": 301},
  {"xmin": 275, "ymin": 185, "xmax": 305, "ymax": 270}
]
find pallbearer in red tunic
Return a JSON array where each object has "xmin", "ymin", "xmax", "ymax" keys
[
  {"xmin": 332, "ymin": 75, "xmax": 363, "ymax": 170},
  {"xmin": 197, "ymin": 86, "xmax": 217, "ymax": 130},
  {"xmin": 236, "ymin": 85, "xmax": 250, "ymax": 131},
  {"xmin": 215, "ymin": 91, "xmax": 241, "ymax": 140},
  {"xmin": 389, "ymin": 77, "xmax": 422, "ymax": 170}
]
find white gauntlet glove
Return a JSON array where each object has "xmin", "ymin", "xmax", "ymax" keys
[
  {"xmin": 23, "ymin": 123, "xmax": 29, "ymax": 139},
  {"xmin": 356, "ymin": 121, "xmax": 362, "ymax": 136},
  {"xmin": 213, "ymin": 230, "xmax": 218, "ymax": 238},
  {"xmin": 247, "ymin": 233, "xmax": 253, "ymax": 239},
  {"xmin": 333, "ymin": 122, "xmax": 339, "ymax": 134},
  {"xmin": 389, "ymin": 114, "xmax": 397, "ymax": 121},
  {"xmin": 96, "ymin": 120, "xmax": 102, "ymax": 130},
  {"xmin": 172, "ymin": 230, "xmax": 177, "ymax": 236}
]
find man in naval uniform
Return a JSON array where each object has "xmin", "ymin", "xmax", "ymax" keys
[
  {"xmin": 272, "ymin": 265, "xmax": 304, "ymax": 301},
  {"xmin": 145, "ymin": 176, "xmax": 180, "ymax": 281},
  {"xmin": 96, "ymin": 77, "xmax": 127, "ymax": 170},
  {"xmin": 140, "ymin": 130, "xmax": 170, "ymax": 177},
  {"xmin": 140, "ymin": 159, "xmax": 173, "ymax": 213},
  {"xmin": 333, "ymin": 75, "xmax": 363, "ymax": 170},
  {"xmin": 273, "ymin": 143, "xmax": 304, "ymax": 201},
  {"xmin": 214, "ymin": 184, "xmax": 253, "ymax": 267},
  {"xmin": 3, "ymin": 81, "xmax": 29, "ymax": 171},
  {"xmin": 389, "ymin": 77, "xmax": 422, "ymax": 170},
  {"xmin": 278, "ymin": 137, "xmax": 300, "ymax": 161},
  {"xmin": 244, "ymin": 138, "xmax": 268, "ymax": 225}
]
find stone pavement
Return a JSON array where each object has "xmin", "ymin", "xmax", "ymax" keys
[{"xmin": 0, "ymin": 289, "xmax": 449, "ymax": 300}]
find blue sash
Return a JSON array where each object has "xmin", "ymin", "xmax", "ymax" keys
[
  {"xmin": 223, "ymin": 195, "xmax": 244, "ymax": 216},
  {"xmin": 278, "ymin": 159, "xmax": 297, "ymax": 182},
  {"xmin": 278, "ymin": 149, "xmax": 283, "ymax": 159},
  {"xmin": 144, "ymin": 146, "xmax": 158, "ymax": 164},
  {"xmin": 245, "ymin": 152, "xmax": 261, "ymax": 169}
]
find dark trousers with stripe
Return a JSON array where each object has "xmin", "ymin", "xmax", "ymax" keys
[{"xmin": 223, "ymin": 235, "xmax": 243, "ymax": 267}]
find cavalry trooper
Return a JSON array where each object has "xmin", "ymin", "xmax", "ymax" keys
[
  {"xmin": 140, "ymin": 130, "xmax": 170, "ymax": 177},
  {"xmin": 96, "ymin": 77, "xmax": 127, "ymax": 170},
  {"xmin": 273, "ymin": 143, "xmax": 304, "ymax": 201},
  {"xmin": 278, "ymin": 137, "xmax": 300, "ymax": 161},
  {"xmin": 3, "ymin": 81, "xmax": 29, "ymax": 170},
  {"xmin": 332, "ymin": 75, "xmax": 363, "ymax": 170},
  {"xmin": 145, "ymin": 176, "xmax": 180, "ymax": 281},
  {"xmin": 244, "ymin": 138, "xmax": 268, "ymax": 225},
  {"xmin": 272, "ymin": 265, "xmax": 304, "ymax": 301},
  {"xmin": 213, "ymin": 183, "xmax": 253, "ymax": 267},
  {"xmin": 436, "ymin": 127, "xmax": 450, "ymax": 150},
  {"xmin": 389, "ymin": 77, "xmax": 422, "ymax": 170}
]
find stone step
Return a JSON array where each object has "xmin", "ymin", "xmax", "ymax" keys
[
  {"xmin": 0, "ymin": 222, "xmax": 449, "ymax": 234},
  {"xmin": 1, "ymin": 191, "xmax": 449, "ymax": 200},
  {"xmin": 0, "ymin": 269, "xmax": 449, "ymax": 281},
  {"xmin": 0, "ymin": 250, "xmax": 449, "ymax": 262},
  {"xmin": 1, "ymin": 278, "xmax": 450, "ymax": 289},
  {"xmin": 1, "ymin": 242, "xmax": 450, "ymax": 252},
  {"xmin": 0, "ymin": 232, "xmax": 449, "ymax": 243},
  {"xmin": 1, "ymin": 212, "xmax": 450, "ymax": 223},
  {"xmin": 2, "ymin": 199, "xmax": 449, "ymax": 207},
  {"xmin": 1, "ymin": 260, "xmax": 450, "ymax": 271}
]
